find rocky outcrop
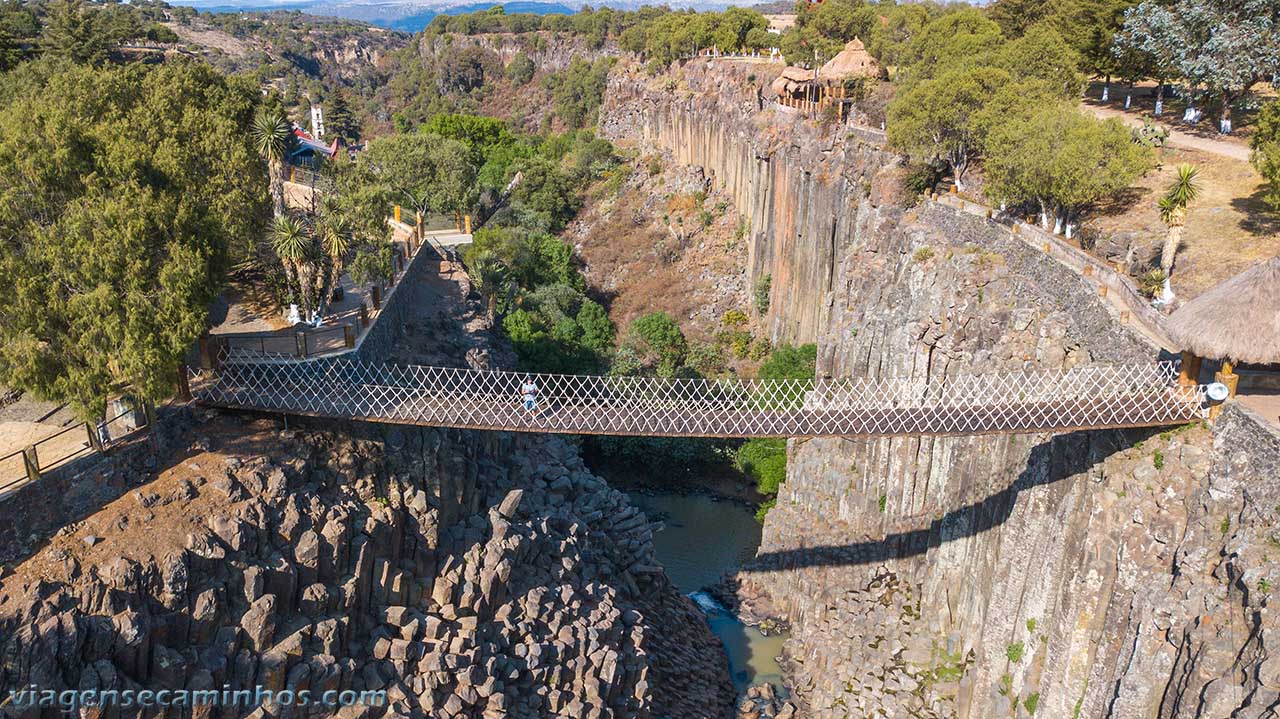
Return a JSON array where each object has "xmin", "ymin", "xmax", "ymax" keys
[
  {"xmin": 423, "ymin": 32, "xmax": 618, "ymax": 73},
  {"xmin": 600, "ymin": 57, "xmax": 1280, "ymax": 718},
  {"xmin": 601, "ymin": 58, "xmax": 896, "ymax": 346},
  {"xmin": 0, "ymin": 414, "xmax": 735, "ymax": 718},
  {"xmin": 746, "ymin": 406, "xmax": 1280, "ymax": 719}
]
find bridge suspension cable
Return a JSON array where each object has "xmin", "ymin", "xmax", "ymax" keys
[{"xmin": 189, "ymin": 357, "xmax": 1208, "ymax": 438}]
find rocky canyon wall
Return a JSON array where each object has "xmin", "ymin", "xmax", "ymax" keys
[
  {"xmin": 0, "ymin": 414, "xmax": 735, "ymax": 719},
  {"xmin": 601, "ymin": 59, "xmax": 895, "ymax": 346},
  {"xmin": 603, "ymin": 58, "xmax": 1280, "ymax": 718},
  {"xmin": 0, "ymin": 236, "xmax": 734, "ymax": 719}
]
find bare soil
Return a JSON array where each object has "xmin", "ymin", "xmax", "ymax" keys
[
  {"xmin": 567, "ymin": 158, "xmax": 756, "ymax": 345},
  {"xmin": 1088, "ymin": 145, "xmax": 1277, "ymax": 301}
]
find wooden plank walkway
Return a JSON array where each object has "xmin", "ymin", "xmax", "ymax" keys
[{"xmin": 190, "ymin": 359, "xmax": 1208, "ymax": 439}]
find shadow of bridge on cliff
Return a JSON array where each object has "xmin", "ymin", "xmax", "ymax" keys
[{"xmin": 746, "ymin": 426, "xmax": 1164, "ymax": 572}]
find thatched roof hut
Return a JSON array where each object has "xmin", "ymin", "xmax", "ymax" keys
[
  {"xmin": 770, "ymin": 66, "xmax": 816, "ymax": 97},
  {"xmin": 1166, "ymin": 257, "xmax": 1280, "ymax": 364},
  {"xmin": 818, "ymin": 38, "xmax": 881, "ymax": 80}
]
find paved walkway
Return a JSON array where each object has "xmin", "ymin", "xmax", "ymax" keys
[{"xmin": 210, "ymin": 226, "xmax": 472, "ymax": 359}]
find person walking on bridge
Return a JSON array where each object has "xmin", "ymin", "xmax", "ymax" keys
[{"xmin": 521, "ymin": 376, "xmax": 539, "ymax": 414}]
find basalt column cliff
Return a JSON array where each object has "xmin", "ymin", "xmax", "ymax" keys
[{"xmin": 603, "ymin": 58, "xmax": 1280, "ymax": 719}]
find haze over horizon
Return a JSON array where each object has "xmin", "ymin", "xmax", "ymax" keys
[{"xmin": 164, "ymin": 0, "xmax": 799, "ymax": 33}]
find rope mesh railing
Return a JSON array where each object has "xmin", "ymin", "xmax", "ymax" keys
[{"xmin": 189, "ymin": 355, "xmax": 1208, "ymax": 438}]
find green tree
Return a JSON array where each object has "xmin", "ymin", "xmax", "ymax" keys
[
  {"xmin": 887, "ymin": 66, "xmax": 1010, "ymax": 190},
  {"xmin": 507, "ymin": 51, "xmax": 536, "ymax": 85},
  {"xmin": 509, "ymin": 156, "xmax": 579, "ymax": 231},
  {"xmin": 321, "ymin": 92, "xmax": 359, "ymax": 143},
  {"xmin": 629, "ymin": 312, "xmax": 687, "ymax": 377},
  {"xmin": 1114, "ymin": 0, "xmax": 1280, "ymax": 133},
  {"xmin": 576, "ymin": 300, "xmax": 614, "ymax": 354},
  {"xmin": 994, "ymin": 23, "xmax": 1083, "ymax": 97},
  {"xmin": 1254, "ymin": 100, "xmax": 1280, "ymax": 211},
  {"xmin": 423, "ymin": 113, "xmax": 516, "ymax": 168},
  {"xmin": 41, "ymin": 0, "xmax": 114, "ymax": 65},
  {"xmin": 988, "ymin": 0, "xmax": 1055, "ymax": 37},
  {"xmin": 353, "ymin": 131, "xmax": 476, "ymax": 238},
  {"xmin": 0, "ymin": 61, "xmax": 268, "ymax": 417},
  {"xmin": 984, "ymin": 105, "xmax": 1151, "ymax": 237},
  {"xmin": 898, "ymin": 8, "xmax": 1003, "ymax": 85},
  {"xmin": 0, "ymin": 0, "xmax": 39, "ymax": 71}
]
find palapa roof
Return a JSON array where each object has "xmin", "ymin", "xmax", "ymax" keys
[
  {"xmin": 770, "ymin": 66, "xmax": 816, "ymax": 96},
  {"xmin": 818, "ymin": 38, "xmax": 881, "ymax": 80},
  {"xmin": 1166, "ymin": 256, "xmax": 1280, "ymax": 364}
]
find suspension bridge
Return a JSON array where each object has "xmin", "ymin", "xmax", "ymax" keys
[{"xmin": 188, "ymin": 358, "xmax": 1208, "ymax": 439}]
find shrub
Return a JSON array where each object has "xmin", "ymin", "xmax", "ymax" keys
[
  {"xmin": 913, "ymin": 246, "xmax": 935, "ymax": 263},
  {"xmin": 759, "ymin": 344, "xmax": 817, "ymax": 381},
  {"xmin": 1137, "ymin": 269, "xmax": 1167, "ymax": 299},
  {"xmin": 629, "ymin": 311, "xmax": 687, "ymax": 376},
  {"xmin": 737, "ymin": 438, "xmax": 787, "ymax": 495},
  {"xmin": 647, "ymin": 156, "xmax": 664, "ymax": 176},
  {"xmin": 686, "ymin": 342, "xmax": 727, "ymax": 377},
  {"xmin": 1006, "ymin": 641, "xmax": 1025, "ymax": 663},
  {"xmin": 721, "ymin": 309, "xmax": 749, "ymax": 328},
  {"xmin": 753, "ymin": 274, "xmax": 772, "ymax": 315},
  {"xmin": 748, "ymin": 337, "xmax": 772, "ymax": 361}
]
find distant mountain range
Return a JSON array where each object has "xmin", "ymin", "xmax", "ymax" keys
[{"xmin": 168, "ymin": 0, "xmax": 747, "ymax": 33}]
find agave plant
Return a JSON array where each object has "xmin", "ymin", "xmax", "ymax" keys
[
  {"xmin": 250, "ymin": 108, "xmax": 295, "ymax": 218},
  {"xmin": 1156, "ymin": 164, "xmax": 1201, "ymax": 302}
]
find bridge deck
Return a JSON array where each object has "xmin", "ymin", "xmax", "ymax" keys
[{"xmin": 190, "ymin": 359, "xmax": 1207, "ymax": 439}]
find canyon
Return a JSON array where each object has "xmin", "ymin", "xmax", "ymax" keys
[
  {"xmin": 1, "ymin": 47, "xmax": 1277, "ymax": 719},
  {"xmin": 603, "ymin": 57, "xmax": 1280, "ymax": 718}
]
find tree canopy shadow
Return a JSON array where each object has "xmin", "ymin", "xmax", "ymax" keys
[
  {"xmin": 747, "ymin": 426, "xmax": 1163, "ymax": 572},
  {"xmin": 1232, "ymin": 189, "xmax": 1280, "ymax": 236}
]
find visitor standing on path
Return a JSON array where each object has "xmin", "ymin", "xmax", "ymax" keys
[{"xmin": 521, "ymin": 376, "xmax": 539, "ymax": 414}]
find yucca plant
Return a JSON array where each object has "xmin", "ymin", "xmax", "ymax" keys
[
  {"xmin": 269, "ymin": 214, "xmax": 310, "ymax": 317},
  {"xmin": 1156, "ymin": 164, "xmax": 1200, "ymax": 301},
  {"xmin": 468, "ymin": 251, "xmax": 509, "ymax": 323},
  {"xmin": 251, "ymin": 108, "xmax": 295, "ymax": 218},
  {"xmin": 315, "ymin": 211, "xmax": 353, "ymax": 317}
]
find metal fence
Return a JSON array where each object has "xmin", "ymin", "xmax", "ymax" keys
[
  {"xmin": 0, "ymin": 404, "xmax": 150, "ymax": 500},
  {"xmin": 189, "ymin": 358, "xmax": 1208, "ymax": 439}
]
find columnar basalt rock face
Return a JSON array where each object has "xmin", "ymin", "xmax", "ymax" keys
[
  {"xmin": 601, "ymin": 59, "xmax": 897, "ymax": 346},
  {"xmin": 600, "ymin": 59, "xmax": 1280, "ymax": 718},
  {"xmin": 0, "ymin": 417, "xmax": 735, "ymax": 719}
]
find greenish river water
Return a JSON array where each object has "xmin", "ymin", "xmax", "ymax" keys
[{"xmin": 626, "ymin": 491, "xmax": 789, "ymax": 692}]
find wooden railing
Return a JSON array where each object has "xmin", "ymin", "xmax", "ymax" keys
[{"xmin": 0, "ymin": 405, "xmax": 151, "ymax": 501}]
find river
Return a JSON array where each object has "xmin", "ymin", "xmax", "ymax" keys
[{"xmin": 626, "ymin": 490, "xmax": 789, "ymax": 693}]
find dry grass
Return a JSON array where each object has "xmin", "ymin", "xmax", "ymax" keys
[
  {"xmin": 1088, "ymin": 146, "xmax": 1277, "ymax": 301},
  {"xmin": 568, "ymin": 163, "xmax": 752, "ymax": 343}
]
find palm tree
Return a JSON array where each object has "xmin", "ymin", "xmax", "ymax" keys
[
  {"xmin": 269, "ymin": 214, "xmax": 310, "ymax": 319},
  {"xmin": 1156, "ymin": 164, "xmax": 1201, "ymax": 303},
  {"xmin": 468, "ymin": 251, "xmax": 508, "ymax": 324},
  {"xmin": 251, "ymin": 108, "xmax": 295, "ymax": 218}
]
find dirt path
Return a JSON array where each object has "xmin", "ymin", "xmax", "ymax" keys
[{"xmin": 1082, "ymin": 103, "xmax": 1253, "ymax": 163}]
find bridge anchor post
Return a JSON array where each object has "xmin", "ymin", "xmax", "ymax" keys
[{"xmin": 1209, "ymin": 360, "xmax": 1239, "ymax": 420}]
